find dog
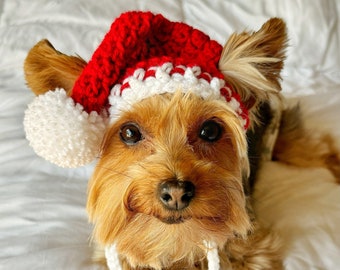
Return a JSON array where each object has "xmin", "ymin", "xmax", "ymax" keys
[{"xmin": 23, "ymin": 11, "xmax": 340, "ymax": 270}]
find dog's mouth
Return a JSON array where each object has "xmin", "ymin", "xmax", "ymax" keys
[
  {"xmin": 126, "ymin": 200, "xmax": 224, "ymax": 225},
  {"xmin": 157, "ymin": 215, "xmax": 191, "ymax": 224},
  {"xmin": 155, "ymin": 214, "xmax": 224, "ymax": 225}
]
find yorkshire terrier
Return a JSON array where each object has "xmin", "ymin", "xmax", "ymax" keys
[{"xmin": 23, "ymin": 11, "xmax": 340, "ymax": 270}]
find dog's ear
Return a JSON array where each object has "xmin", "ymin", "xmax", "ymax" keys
[
  {"xmin": 24, "ymin": 39, "xmax": 87, "ymax": 96},
  {"xmin": 219, "ymin": 18, "xmax": 287, "ymax": 111}
]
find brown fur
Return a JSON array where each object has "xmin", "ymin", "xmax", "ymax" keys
[
  {"xmin": 23, "ymin": 17, "xmax": 339, "ymax": 270},
  {"xmin": 273, "ymin": 105, "xmax": 340, "ymax": 182},
  {"xmin": 219, "ymin": 18, "xmax": 287, "ymax": 120},
  {"xmin": 24, "ymin": 39, "xmax": 86, "ymax": 96},
  {"xmin": 108, "ymin": 223, "xmax": 283, "ymax": 270}
]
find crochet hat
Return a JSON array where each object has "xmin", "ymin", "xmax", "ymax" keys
[{"xmin": 24, "ymin": 11, "xmax": 249, "ymax": 168}]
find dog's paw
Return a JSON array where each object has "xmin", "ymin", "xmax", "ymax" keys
[{"xmin": 222, "ymin": 225, "xmax": 283, "ymax": 270}]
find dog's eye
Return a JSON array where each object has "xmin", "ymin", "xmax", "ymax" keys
[
  {"xmin": 120, "ymin": 123, "xmax": 143, "ymax": 145},
  {"xmin": 199, "ymin": 120, "xmax": 222, "ymax": 142}
]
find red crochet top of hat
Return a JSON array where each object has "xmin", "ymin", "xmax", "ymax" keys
[{"xmin": 71, "ymin": 11, "xmax": 224, "ymax": 114}]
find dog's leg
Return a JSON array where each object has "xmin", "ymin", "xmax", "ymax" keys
[
  {"xmin": 220, "ymin": 224, "xmax": 283, "ymax": 270},
  {"xmin": 273, "ymin": 105, "xmax": 340, "ymax": 182}
]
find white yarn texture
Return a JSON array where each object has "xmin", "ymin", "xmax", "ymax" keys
[
  {"xmin": 204, "ymin": 241, "xmax": 221, "ymax": 270},
  {"xmin": 24, "ymin": 89, "xmax": 107, "ymax": 168},
  {"xmin": 109, "ymin": 62, "xmax": 246, "ymax": 128},
  {"xmin": 105, "ymin": 244, "xmax": 123, "ymax": 270}
]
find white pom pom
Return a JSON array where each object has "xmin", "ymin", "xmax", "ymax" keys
[{"xmin": 24, "ymin": 89, "xmax": 107, "ymax": 168}]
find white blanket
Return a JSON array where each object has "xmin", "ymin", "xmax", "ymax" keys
[{"xmin": 1, "ymin": 0, "xmax": 339, "ymax": 269}]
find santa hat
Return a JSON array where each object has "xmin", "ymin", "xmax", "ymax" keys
[{"xmin": 24, "ymin": 11, "xmax": 249, "ymax": 169}]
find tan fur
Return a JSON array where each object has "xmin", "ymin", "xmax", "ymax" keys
[
  {"xmin": 219, "ymin": 18, "xmax": 287, "ymax": 124},
  {"xmin": 93, "ymin": 222, "xmax": 283, "ymax": 270},
  {"xmin": 24, "ymin": 39, "xmax": 86, "ymax": 95},
  {"xmin": 273, "ymin": 105, "xmax": 340, "ymax": 182},
  {"xmin": 221, "ymin": 224, "xmax": 283, "ymax": 270}
]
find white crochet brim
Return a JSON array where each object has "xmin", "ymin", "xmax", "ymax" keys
[
  {"xmin": 24, "ymin": 89, "xmax": 107, "ymax": 168},
  {"xmin": 109, "ymin": 62, "xmax": 247, "ymax": 128}
]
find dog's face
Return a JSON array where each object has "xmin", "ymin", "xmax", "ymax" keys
[{"xmin": 87, "ymin": 92, "xmax": 251, "ymax": 268}]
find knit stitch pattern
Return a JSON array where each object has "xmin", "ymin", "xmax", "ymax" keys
[
  {"xmin": 71, "ymin": 11, "xmax": 223, "ymax": 114},
  {"xmin": 24, "ymin": 89, "xmax": 107, "ymax": 167}
]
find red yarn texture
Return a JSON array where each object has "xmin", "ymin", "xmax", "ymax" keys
[{"xmin": 71, "ymin": 11, "xmax": 224, "ymax": 114}]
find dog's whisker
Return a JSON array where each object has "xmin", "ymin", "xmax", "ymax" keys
[
  {"xmin": 224, "ymin": 184, "xmax": 243, "ymax": 193},
  {"xmin": 95, "ymin": 165, "xmax": 134, "ymax": 180}
]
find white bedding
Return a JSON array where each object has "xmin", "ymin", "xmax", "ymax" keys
[{"xmin": 1, "ymin": 0, "xmax": 339, "ymax": 269}]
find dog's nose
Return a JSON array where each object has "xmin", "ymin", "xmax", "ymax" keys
[{"xmin": 158, "ymin": 180, "xmax": 195, "ymax": 211}]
